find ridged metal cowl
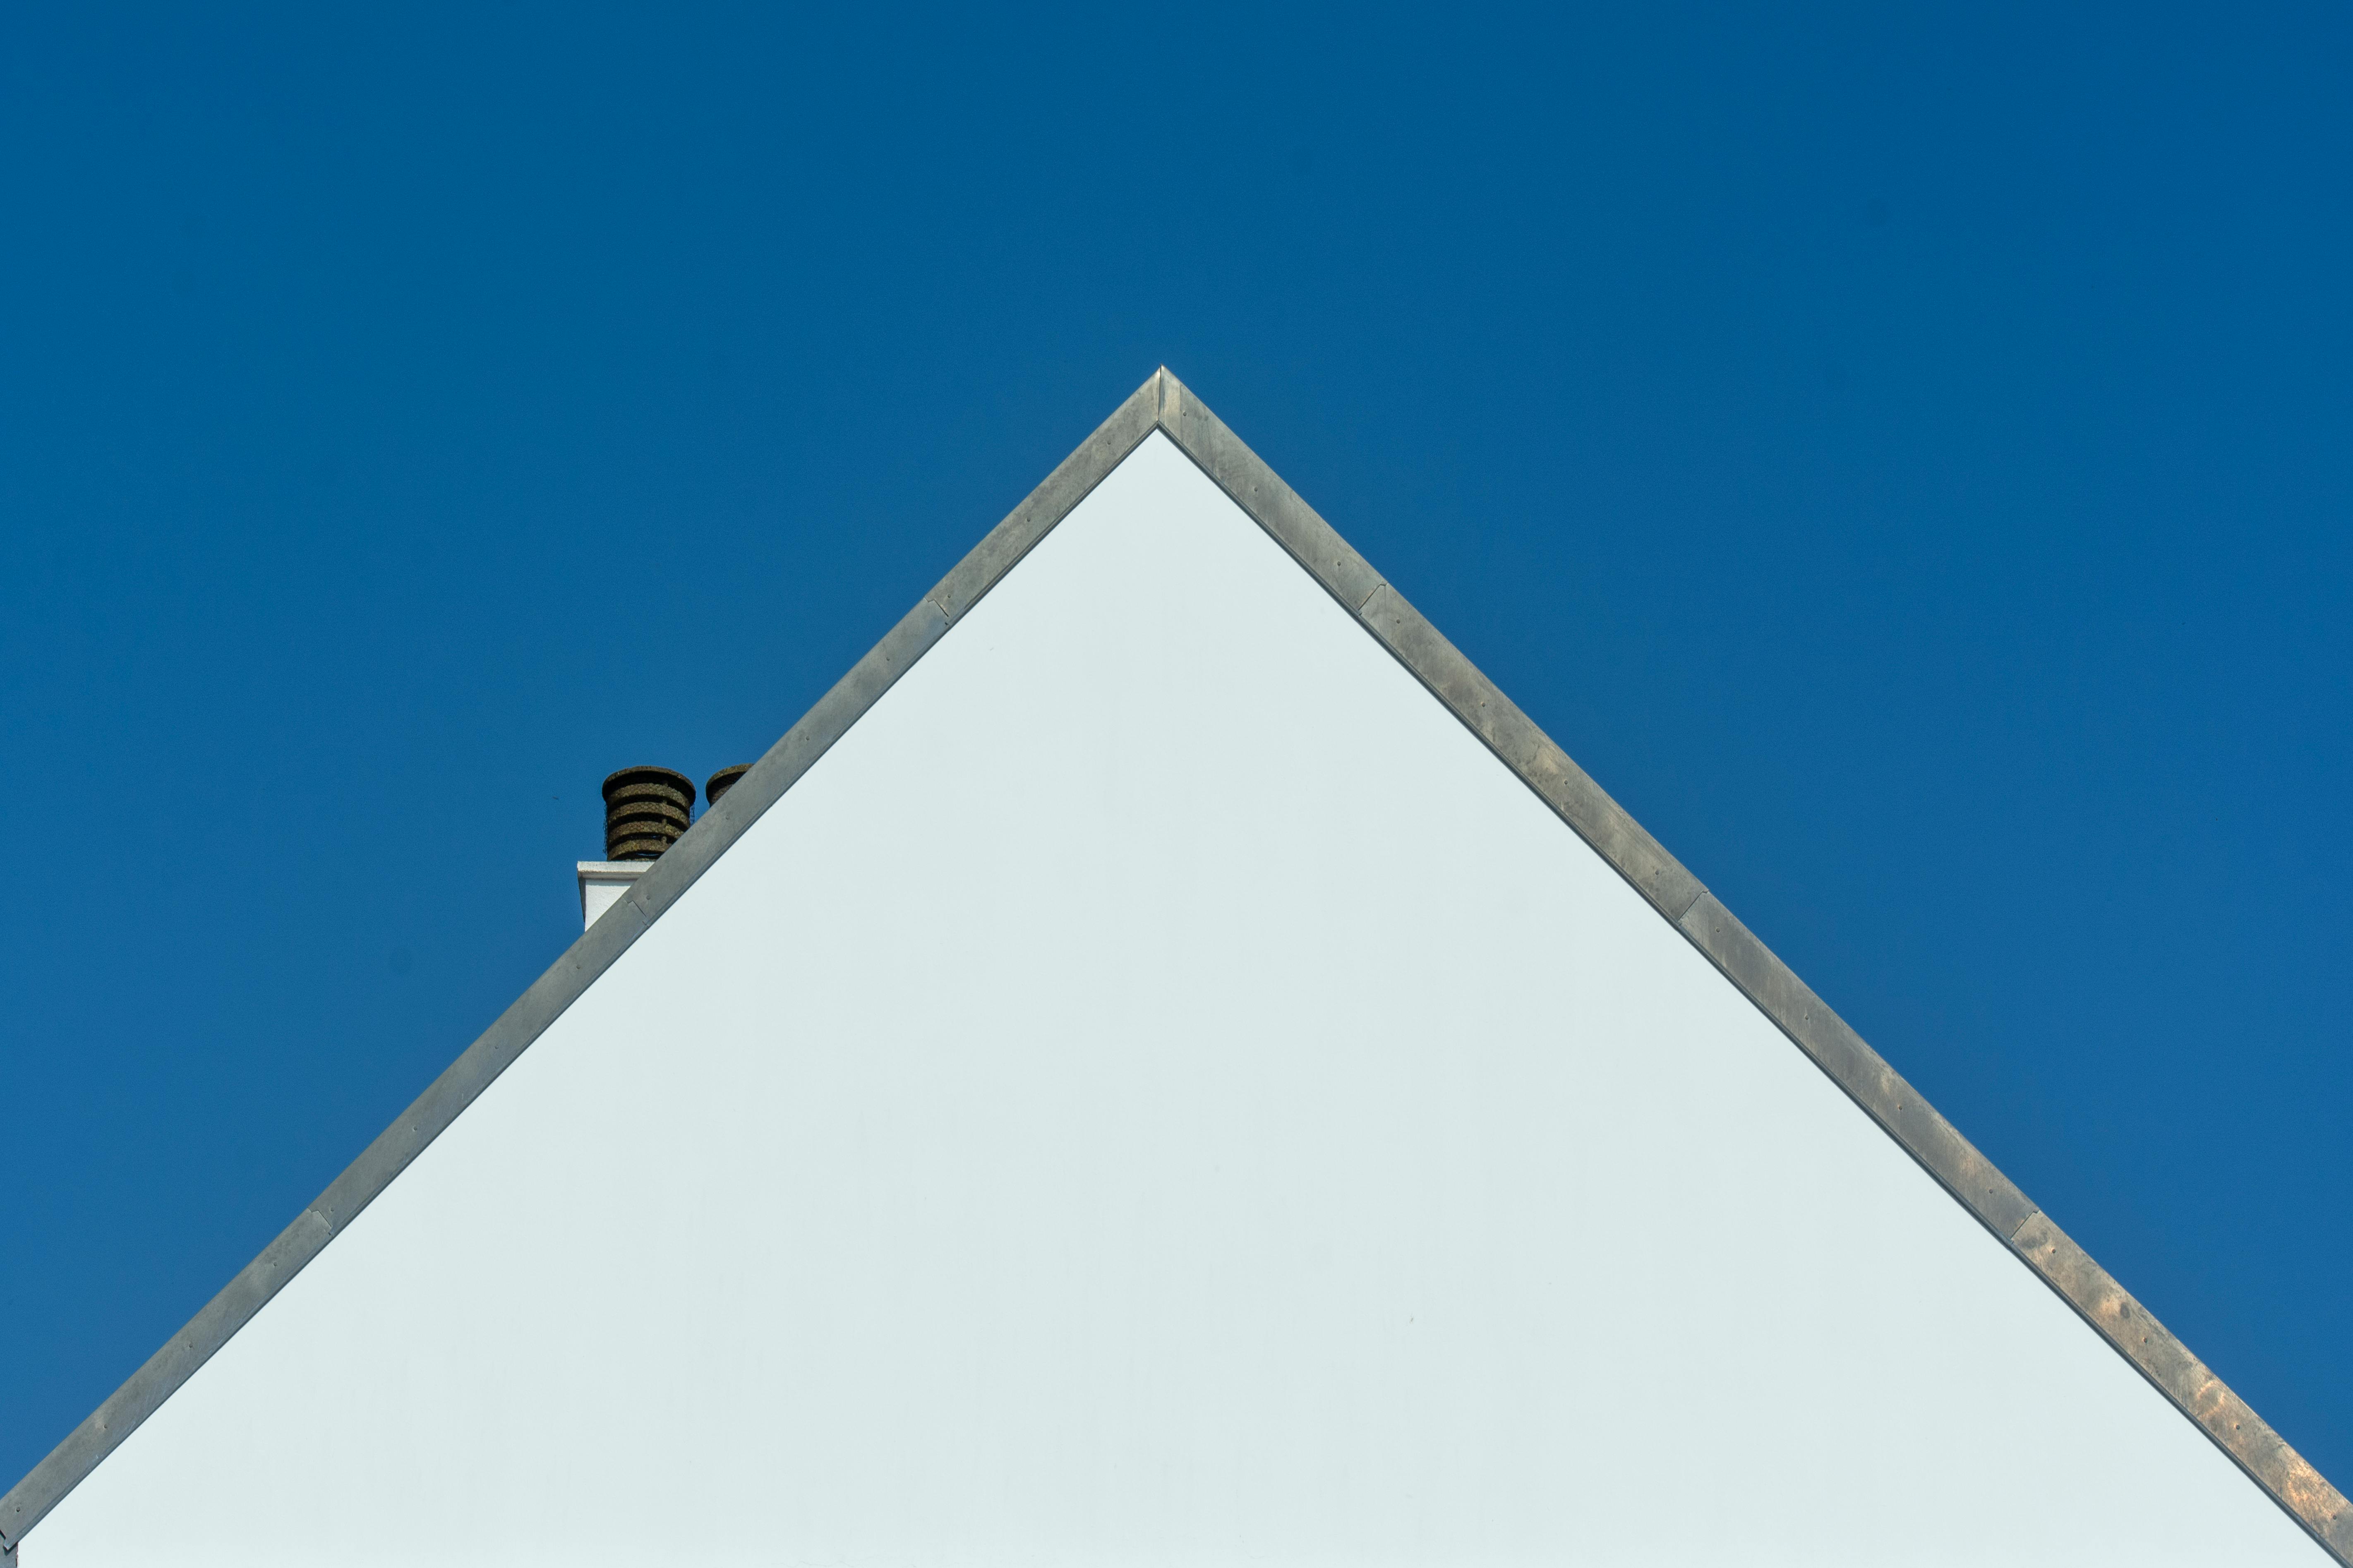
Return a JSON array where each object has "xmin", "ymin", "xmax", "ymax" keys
[
  {"xmin": 601, "ymin": 766, "xmax": 695, "ymax": 861},
  {"xmin": 705, "ymin": 765, "xmax": 751, "ymax": 808}
]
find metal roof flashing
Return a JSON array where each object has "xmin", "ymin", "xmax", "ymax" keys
[{"xmin": 5, "ymin": 369, "xmax": 2345, "ymax": 1562}]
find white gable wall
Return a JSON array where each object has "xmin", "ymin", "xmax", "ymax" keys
[{"xmin": 29, "ymin": 433, "xmax": 2322, "ymax": 1565}]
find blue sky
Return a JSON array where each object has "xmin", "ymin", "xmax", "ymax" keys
[{"xmin": 5, "ymin": 0, "xmax": 2349, "ymax": 1505}]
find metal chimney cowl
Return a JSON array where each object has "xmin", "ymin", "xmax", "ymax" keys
[
  {"xmin": 577, "ymin": 765, "xmax": 693, "ymax": 931},
  {"xmin": 601, "ymin": 766, "xmax": 695, "ymax": 861},
  {"xmin": 705, "ymin": 765, "xmax": 751, "ymax": 808}
]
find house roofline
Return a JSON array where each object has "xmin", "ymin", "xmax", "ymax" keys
[{"xmin": 8, "ymin": 369, "xmax": 2345, "ymax": 1561}]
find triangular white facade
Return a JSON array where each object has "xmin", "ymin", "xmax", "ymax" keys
[{"xmin": 9, "ymin": 375, "xmax": 2343, "ymax": 1566}]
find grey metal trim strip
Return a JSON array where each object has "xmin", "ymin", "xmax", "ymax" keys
[
  {"xmin": 0, "ymin": 372, "xmax": 1164, "ymax": 1551},
  {"xmin": 2014, "ymin": 1213, "xmax": 2350, "ymax": 1551},
  {"xmin": 1150, "ymin": 372, "xmax": 2348, "ymax": 1563},
  {"xmin": 7, "ymin": 367, "xmax": 2343, "ymax": 1561}
]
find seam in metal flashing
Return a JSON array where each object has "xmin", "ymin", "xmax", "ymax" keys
[
  {"xmin": 1145, "ymin": 372, "xmax": 2349, "ymax": 1563},
  {"xmin": 7, "ymin": 367, "xmax": 2343, "ymax": 1562}
]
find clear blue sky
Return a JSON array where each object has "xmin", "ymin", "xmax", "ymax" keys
[{"xmin": 5, "ymin": 1, "xmax": 2348, "ymax": 1502}]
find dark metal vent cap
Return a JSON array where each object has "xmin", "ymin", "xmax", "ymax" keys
[
  {"xmin": 602, "ymin": 766, "xmax": 695, "ymax": 861},
  {"xmin": 705, "ymin": 765, "xmax": 752, "ymax": 808}
]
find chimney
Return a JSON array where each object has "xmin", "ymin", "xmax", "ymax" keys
[
  {"xmin": 578, "ymin": 765, "xmax": 695, "ymax": 930},
  {"xmin": 705, "ymin": 764, "xmax": 751, "ymax": 808},
  {"xmin": 602, "ymin": 766, "xmax": 695, "ymax": 859}
]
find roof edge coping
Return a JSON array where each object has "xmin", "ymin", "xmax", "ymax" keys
[{"xmin": 7, "ymin": 366, "xmax": 2344, "ymax": 1563}]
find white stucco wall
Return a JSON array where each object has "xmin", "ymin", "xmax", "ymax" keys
[{"xmin": 29, "ymin": 433, "xmax": 2324, "ymax": 1565}]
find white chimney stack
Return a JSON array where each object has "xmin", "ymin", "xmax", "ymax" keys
[{"xmin": 576, "ymin": 861, "xmax": 652, "ymax": 930}]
